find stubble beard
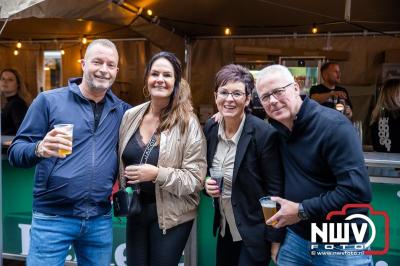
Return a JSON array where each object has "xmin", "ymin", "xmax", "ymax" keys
[{"xmin": 84, "ymin": 72, "xmax": 114, "ymax": 92}]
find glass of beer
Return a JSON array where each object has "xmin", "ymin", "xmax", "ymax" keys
[
  {"xmin": 209, "ymin": 168, "xmax": 224, "ymax": 194},
  {"xmin": 54, "ymin": 124, "xmax": 74, "ymax": 155},
  {"xmin": 259, "ymin": 196, "xmax": 277, "ymax": 226}
]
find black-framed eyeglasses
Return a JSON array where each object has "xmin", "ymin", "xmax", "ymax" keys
[
  {"xmin": 259, "ymin": 82, "xmax": 293, "ymax": 103},
  {"xmin": 217, "ymin": 90, "xmax": 246, "ymax": 99}
]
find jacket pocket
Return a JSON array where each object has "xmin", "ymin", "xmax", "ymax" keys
[{"xmin": 33, "ymin": 158, "xmax": 58, "ymax": 197}]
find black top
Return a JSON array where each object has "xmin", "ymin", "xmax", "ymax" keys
[
  {"xmin": 1, "ymin": 94, "xmax": 28, "ymax": 135},
  {"xmin": 88, "ymin": 97, "xmax": 106, "ymax": 132},
  {"xmin": 309, "ymin": 84, "xmax": 353, "ymax": 109},
  {"xmin": 371, "ymin": 112, "xmax": 400, "ymax": 153},
  {"xmin": 122, "ymin": 129, "xmax": 159, "ymax": 204}
]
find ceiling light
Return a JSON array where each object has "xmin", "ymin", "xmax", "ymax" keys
[{"xmin": 312, "ymin": 23, "xmax": 318, "ymax": 34}]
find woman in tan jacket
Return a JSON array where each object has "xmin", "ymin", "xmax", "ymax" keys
[{"xmin": 118, "ymin": 51, "xmax": 207, "ymax": 266}]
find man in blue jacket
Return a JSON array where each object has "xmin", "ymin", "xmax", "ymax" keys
[
  {"xmin": 255, "ymin": 65, "xmax": 373, "ymax": 265},
  {"xmin": 8, "ymin": 39, "xmax": 130, "ymax": 266}
]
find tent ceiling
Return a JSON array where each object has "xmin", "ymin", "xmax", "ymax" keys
[
  {"xmin": 0, "ymin": 0, "xmax": 399, "ymax": 42},
  {"xmin": 137, "ymin": 0, "xmax": 400, "ymax": 36},
  {"xmin": 0, "ymin": 18, "xmax": 142, "ymax": 40}
]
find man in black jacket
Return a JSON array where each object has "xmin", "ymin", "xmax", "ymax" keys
[{"xmin": 255, "ymin": 64, "xmax": 373, "ymax": 265}]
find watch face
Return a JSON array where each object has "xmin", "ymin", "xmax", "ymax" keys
[{"xmin": 298, "ymin": 204, "xmax": 308, "ymax": 220}]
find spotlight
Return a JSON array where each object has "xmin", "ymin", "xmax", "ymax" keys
[{"xmin": 312, "ymin": 23, "xmax": 318, "ymax": 34}]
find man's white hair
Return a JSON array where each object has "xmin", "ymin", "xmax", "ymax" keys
[
  {"xmin": 256, "ymin": 64, "xmax": 294, "ymax": 88},
  {"xmin": 84, "ymin": 39, "xmax": 119, "ymax": 60}
]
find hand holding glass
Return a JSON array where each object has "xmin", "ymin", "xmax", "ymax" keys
[
  {"xmin": 209, "ymin": 168, "xmax": 224, "ymax": 194},
  {"xmin": 259, "ymin": 196, "xmax": 277, "ymax": 226},
  {"xmin": 54, "ymin": 124, "xmax": 73, "ymax": 156}
]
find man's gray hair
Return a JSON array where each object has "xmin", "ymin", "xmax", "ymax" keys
[
  {"xmin": 84, "ymin": 39, "xmax": 118, "ymax": 59},
  {"xmin": 256, "ymin": 64, "xmax": 295, "ymax": 88}
]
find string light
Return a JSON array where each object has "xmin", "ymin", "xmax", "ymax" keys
[
  {"xmin": 147, "ymin": 9, "xmax": 153, "ymax": 16},
  {"xmin": 224, "ymin": 27, "xmax": 232, "ymax": 36},
  {"xmin": 16, "ymin": 41, "xmax": 22, "ymax": 49},
  {"xmin": 13, "ymin": 49, "xmax": 19, "ymax": 56},
  {"xmin": 312, "ymin": 23, "xmax": 318, "ymax": 34}
]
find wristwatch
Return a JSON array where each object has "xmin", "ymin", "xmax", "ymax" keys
[
  {"xmin": 298, "ymin": 203, "xmax": 309, "ymax": 220},
  {"xmin": 35, "ymin": 141, "xmax": 43, "ymax": 158}
]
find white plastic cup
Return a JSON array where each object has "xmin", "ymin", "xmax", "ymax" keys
[{"xmin": 54, "ymin": 124, "xmax": 74, "ymax": 155}]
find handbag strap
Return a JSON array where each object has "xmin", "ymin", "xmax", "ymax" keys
[{"xmin": 139, "ymin": 133, "xmax": 157, "ymax": 164}]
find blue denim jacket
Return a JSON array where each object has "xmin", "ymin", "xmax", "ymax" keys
[{"xmin": 8, "ymin": 78, "xmax": 130, "ymax": 218}]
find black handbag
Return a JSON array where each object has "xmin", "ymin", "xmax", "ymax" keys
[
  {"xmin": 113, "ymin": 133, "xmax": 157, "ymax": 217},
  {"xmin": 113, "ymin": 185, "xmax": 141, "ymax": 217}
]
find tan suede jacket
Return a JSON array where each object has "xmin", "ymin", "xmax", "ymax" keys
[{"xmin": 118, "ymin": 102, "xmax": 207, "ymax": 232}]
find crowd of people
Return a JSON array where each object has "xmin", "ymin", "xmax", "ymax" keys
[{"xmin": 4, "ymin": 38, "xmax": 400, "ymax": 266}]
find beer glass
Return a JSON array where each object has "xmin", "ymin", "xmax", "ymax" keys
[
  {"xmin": 335, "ymin": 99, "xmax": 345, "ymax": 114},
  {"xmin": 209, "ymin": 168, "xmax": 224, "ymax": 193},
  {"xmin": 54, "ymin": 124, "xmax": 74, "ymax": 155},
  {"xmin": 259, "ymin": 196, "xmax": 277, "ymax": 226}
]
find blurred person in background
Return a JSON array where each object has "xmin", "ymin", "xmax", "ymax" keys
[
  {"xmin": 1, "ymin": 68, "xmax": 30, "ymax": 135},
  {"xmin": 118, "ymin": 51, "xmax": 207, "ymax": 266},
  {"xmin": 310, "ymin": 62, "xmax": 353, "ymax": 120},
  {"xmin": 204, "ymin": 64, "xmax": 284, "ymax": 266},
  {"xmin": 370, "ymin": 78, "xmax": 400, "ymax": 153}
]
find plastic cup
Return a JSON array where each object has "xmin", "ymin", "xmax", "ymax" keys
[
  {"xmin": 259, "ymin": 196, "xmax": 277, "ymax": 226},
  {"xmin": 54, "ymin": 124, "xmax": 73, "ymax": 155},
  {"xmin": 209, "ymin": 168, "xmax": 224, "ymax": 193}
]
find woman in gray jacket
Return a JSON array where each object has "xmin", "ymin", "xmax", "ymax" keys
[{"xmin": 118, "ymin": 51, "xmax": 207, "ymax": 266}]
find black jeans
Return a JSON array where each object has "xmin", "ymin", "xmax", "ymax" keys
[{"xmin": 126, "ymin": 202, "xmax": 193, "ymax": 266}]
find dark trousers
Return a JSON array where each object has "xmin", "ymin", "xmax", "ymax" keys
[
  {"xmin": 126, "ymin": 202, "xmax": 193, "ymax": 266},
  {"xmin": 216, "ymin": 223, "xmax": 269, "ymax": 266}
]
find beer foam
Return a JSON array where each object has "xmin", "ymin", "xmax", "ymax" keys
[{"xmin": 261, "ymin": 201, "xmax": 276, "ymax": 208}]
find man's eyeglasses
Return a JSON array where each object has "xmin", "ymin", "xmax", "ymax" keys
[
  {"xmin": 259, "ymin": 83, "xmax": 293, "ymax": 103},
  {"xmin": 217, "ymin": 90, "xmax": 246, "ymax": 99}
]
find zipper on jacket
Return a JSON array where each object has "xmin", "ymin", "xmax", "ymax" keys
[
  {"xmin": 98, "ymin": 106, "xmax": 117, "ymax": 128},
  {"xmin": 159, "ymin": 181, "xmax": 167, "ymax": 235}
]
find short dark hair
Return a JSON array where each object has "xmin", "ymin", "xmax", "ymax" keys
[
  {"xmin": 214, "ymin": 64, "xmax": 254, "ymax": 95},
  {"xmin": 321, "ymin": 62, "xmax": 339, "ymax": 74}
]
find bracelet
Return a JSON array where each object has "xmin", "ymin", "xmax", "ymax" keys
[{"xmin": 35, "ymin": 141, "xmax": 42, "ymax": 158}]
